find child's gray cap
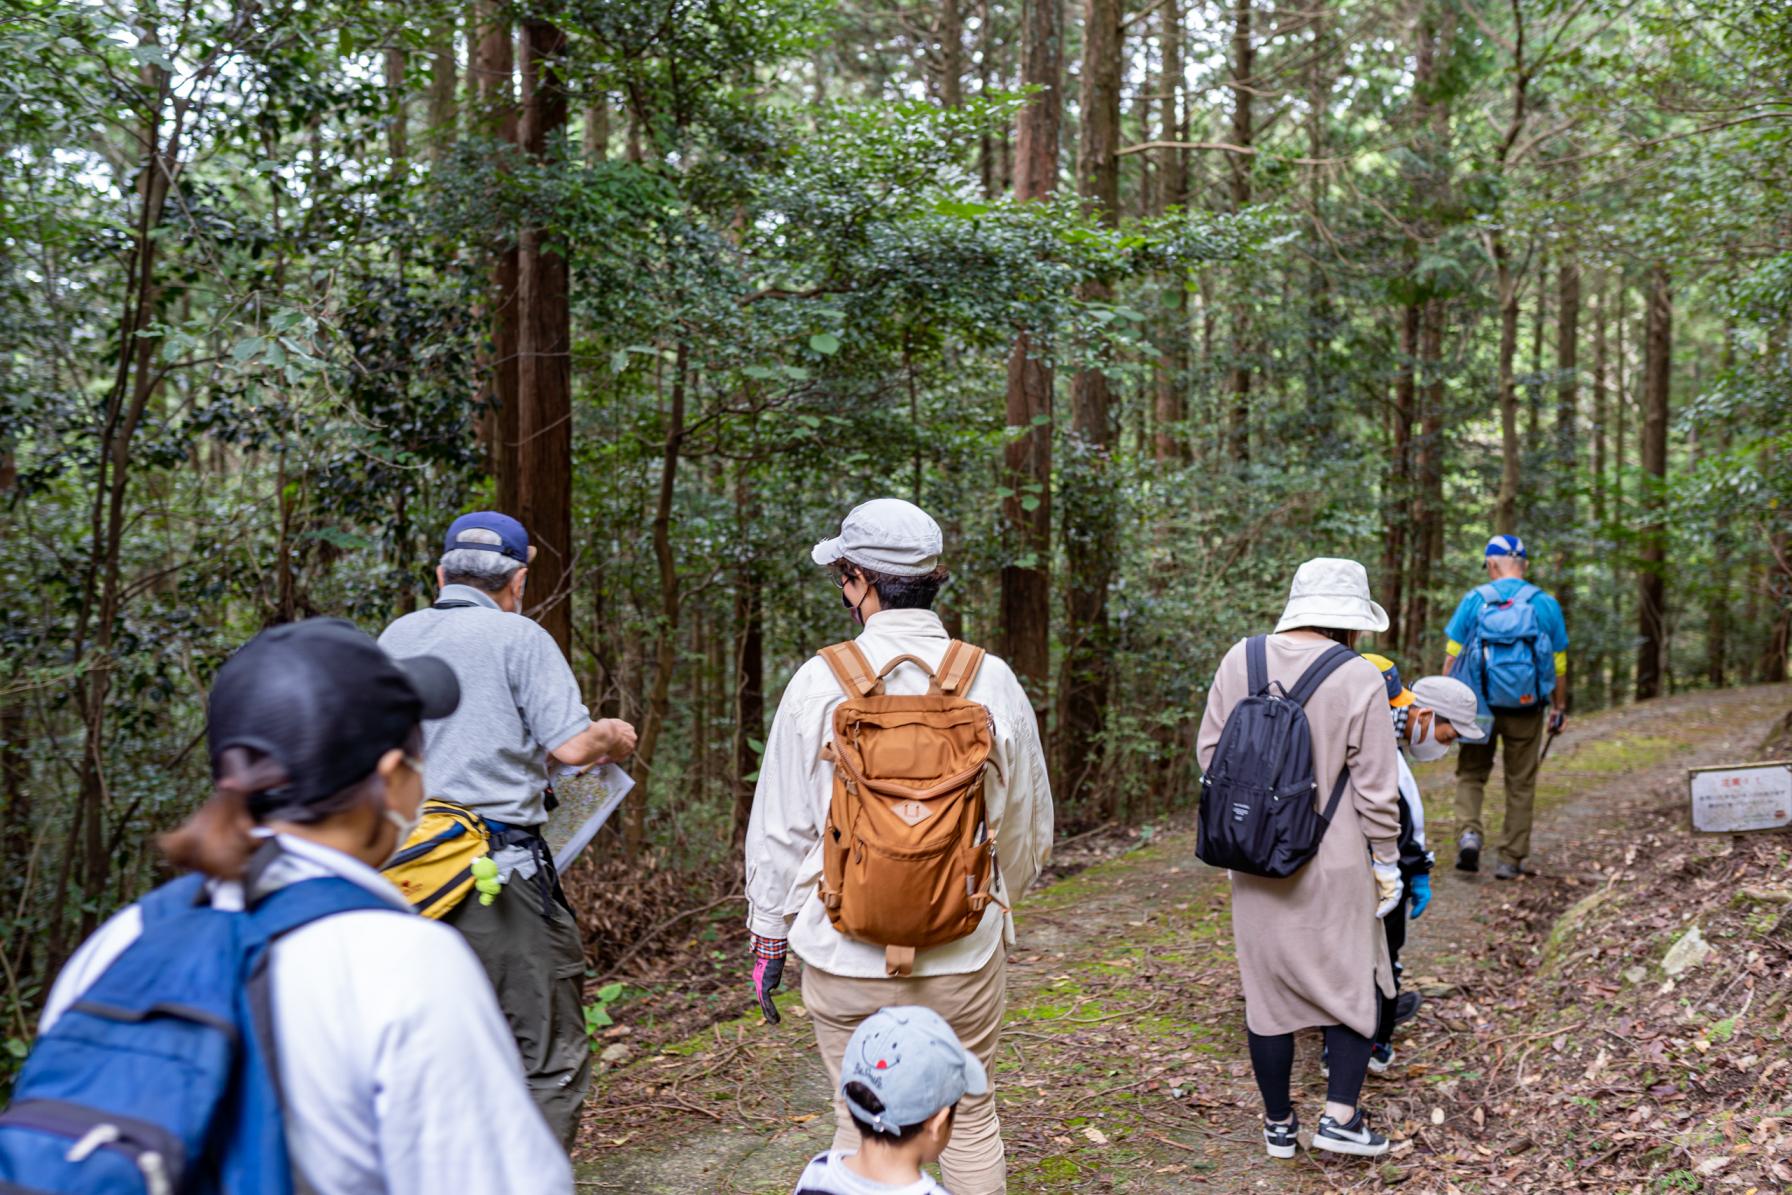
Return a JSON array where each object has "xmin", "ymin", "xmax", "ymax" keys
[{"xmin": 839, "ymin": 1005, "xmax": 988, "ymax": 1134}]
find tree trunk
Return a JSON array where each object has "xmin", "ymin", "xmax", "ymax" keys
[
  {"xmin": 1384, "ymin": 298, "xmax": 1418, "ymax": 650},
  {"xmin": 1152, "ymin": 0, "xmax": 1188, "ymax": 466},
  {"xmin": 631, "ymin": 344, "xmax": 688, "ymax": 854},
  {"xmin": 385, "ymin": 47, "xmax": 408, "ymax": 167},
  {"xmin": 937, "ymin": 0, "xmax": 964, "ymax": 106},
  {"xmin": 1492, "ymin": 231, "xmax": 1521, "ymax": 534},
  {"xmin": 1224, "ymin": 0, "xmax": 1253, "ymax": 461},
  {"xmin": 999, "ymin": 0, "xmax": 1061, "ymax": 725},
  {"xmin": 1406, "ymin": 298, "xmax": 1446, "ymax": 668},
  {"xmin": 1058, "ymin": 0, "xmax": 1121, "ymax": 809},
  {"xmin": 1634, "ymin": 264, "xmax": 1671, "ymax": 700},
  {"xmin": 427, "ymin": 16, "xmax": 458, "ymax": 161},
  {"xmin": 730, "ymin": 469, "xmax": 765, "ymax": 847},
  {"xmin": 583, "ymin": 94, "xmax": 608, "ymax": 159},
  {"xmin": 474, "ymin": 2, "xmax": 521, "ymax": 513},
  {"xmin": 1589, "ymin": 276, "xmax": 1608, "ymax": 703},
  {"xmin": 1554, "ymin": 254, "xmax": 1580, "ymax": 672},
  {"xmin": 1610, "ymin": 280, "xmax": 1630, "ymax": 700},
  {"xmin": 516, "ymin": 19, "xmax": 572, "ymax": 655}
]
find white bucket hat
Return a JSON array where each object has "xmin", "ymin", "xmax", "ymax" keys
[
  {"xmin": 1274, "ymin": 557, "xmax": 1390, "ymax": 634},
  {"xmin": 810, "ymin": 498, "xmax": 943, "ymax": 577},
  {"xmin": 1410, "ymin": 675, "xmax": 1493, "ymax": 743}
]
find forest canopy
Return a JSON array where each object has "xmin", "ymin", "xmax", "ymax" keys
[{"xmin": 1, "ymin": 0, "xmax": 1788, "ymax": 1058}]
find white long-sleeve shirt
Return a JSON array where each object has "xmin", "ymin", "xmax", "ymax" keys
[
  {"xmin": 745, "ymin": 608, "xmax": 1054, "ymax": 978},
  {"xmin": 41, "ymin": 833, "xmax": 572, "ymax": 1195}
]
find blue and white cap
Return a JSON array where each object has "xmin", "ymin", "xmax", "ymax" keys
[
  {"xmin": 840, "ymin": 1006, "xmax": 988, "ymax": 1133},
  {"xmin": 444, "ymin": 511, "xmax": 530, "ymax": 564},
  {"xmin": 1484, "ymin": 534, "xmax": 1527, "ymax": 559}
]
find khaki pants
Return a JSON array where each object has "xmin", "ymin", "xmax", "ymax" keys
[
  {"xmin": 442, "ymin": 863, "xmax": 592, "ymax": 1148},
  {"xmin": 1455, "ymin": 708, "xmax": 1546, "ymax": 866},
  {"xmin": 802, "ymin": 949, "xmax": 1007, "ymax": 1195}
]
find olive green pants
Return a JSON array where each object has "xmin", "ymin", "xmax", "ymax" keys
[
  {"xmin": 1454, "ymin": 708, "xmax": 1546, "ymax": 867},
  {"xmin": 442, "ymin": 865, "xmax": 592, "ymax": 1148}
]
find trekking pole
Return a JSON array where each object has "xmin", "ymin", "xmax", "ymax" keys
[{"xmin": 1538, "ymin": 711, "xmax": 1564, "ymax": 762}]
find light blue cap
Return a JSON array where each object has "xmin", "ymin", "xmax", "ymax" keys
[
  {"xmin": 1485, "ymin": 534, "xmax": 1527, "ymax": 559},
  {"xmin": 839, "ymin": 1006, "xmax": 988, "ymax": 1134}
]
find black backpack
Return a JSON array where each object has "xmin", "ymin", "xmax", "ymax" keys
[{"xmin": 1197, "ymin": 636, "xmax": 1356, "ymax": 878}]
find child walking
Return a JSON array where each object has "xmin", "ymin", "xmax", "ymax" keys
[{"xmin": 793, "ymin": 1006, "xmax": 987, "ymax": 1195}]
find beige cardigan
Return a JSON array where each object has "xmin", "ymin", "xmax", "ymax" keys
[{"xmin": 1197, "ymin": 634, "xmax": 1404, "ymax": 1038}]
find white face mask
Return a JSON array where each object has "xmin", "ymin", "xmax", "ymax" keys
[
  {"xmin": 1408, "ymin": 710, "xmax": 1451, "ymax": 763},
  {"xmin": 380, "ymin": 755, "xmax": 427, "ymax": 865}
]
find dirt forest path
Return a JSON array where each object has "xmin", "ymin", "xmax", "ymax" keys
[{"xmin": 573, "ymin": 685, "xmax": 1791, "ymax": 1193}]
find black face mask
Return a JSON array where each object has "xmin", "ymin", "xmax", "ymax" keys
[{"xmin": 841, "ymin": 577, "xmax": 873, "ymax": 626}]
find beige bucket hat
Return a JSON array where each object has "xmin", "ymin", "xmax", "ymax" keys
[{"xmin": 1274, "ymin": 557, "xmax": 1390, "ymax": 634}]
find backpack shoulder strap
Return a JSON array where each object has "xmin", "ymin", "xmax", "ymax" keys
[
  {"xmin": 1287, "ymin": 643, "xmax": 1357, "ymax": 707},
  {"xmin": 245, "ymin": 875, "xmax": 401, "ymax": 944},
  {"xmin": 1476, "ymin": 582, "xmax": 1505, "ymax": 605},
  {"xmin": 936, "ymin": 641, "xmax": 986, "ymax": 696},
  {"xmin": 135, "ymin": 872, "xmax": 210, "ymax": 926},
  {"xmin": 1246, "ymin": 636, "xmax": 1269, "ymax": 696},
  {"xmin": 1510, "ymin": 582, "xmax": 1540, "ymax": 606},
  {"xmin": 818, "ymin": 641, "xmax": 882, "ymax": 698}
]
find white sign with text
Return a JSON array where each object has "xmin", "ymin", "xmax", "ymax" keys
[{"xmin": 1688, "ymin": 761, "xmax": 1792, "ymax": 834}]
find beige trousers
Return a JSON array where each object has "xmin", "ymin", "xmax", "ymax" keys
[{"xmin": 801, "ymin": 949, "xmax": 1008, "ymax": 1195}]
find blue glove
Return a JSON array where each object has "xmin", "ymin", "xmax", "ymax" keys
[{"xmin": 1407, "ymin": 873, "xmax": 1432, "ymax": 920}]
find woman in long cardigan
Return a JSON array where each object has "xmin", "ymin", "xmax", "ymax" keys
[{"xmin": 1197, "ymin": 558, "xmax": 1404, "ymax": 1160}]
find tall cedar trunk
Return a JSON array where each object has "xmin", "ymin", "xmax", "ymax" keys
[
  {"xmin": 631, "ymin": 344, "xmax": 688, "ymax": 853},
  {"xmin": 1059, "ymin": 0, "xmax": 1121, "ymax": 809},
  {"xmin": 1767, "ymin": 518, "xmax": 1791, "ymax": 684},
  {"xmin": 427, "ymin": 16, "xmax": 458, "ymax": 161},
  {"xmin": 1385, "ymin": 297, "xmax": 1418, "ymax": 650},
  {"xmin": 1635, "ymin": 264, "xmax": 1671, "ymax": 700},
  {"xmin": 1492, "ymin": 233, "xmax": 1522, "ymax": 534},
  {"xmin": 1611, "ymin": 281, "xmax": 1630, "ymax": 699},
  {"xmin": 999, "ymin": 0, "xmax": 1060, "ymax": 725},
  {"xmin": 0, "ymin": 446, "xmax": 28, "ymax": 988},
  {"xmin": 976, "ymin": 0, "xmax": 995, "ymax": 193},
  {"xmin": 1399, "ymin": 8, "xmax": 1441, "ymax": 667},
  {"xmin": 1224, "ymin": 0, "xmax": 1253, "ymax": 461},
  {"xmin": 1407, "ymin": 299, "xmax": 1446, "ymax": 668},
  {"xmin": 731, "ymin": 469, "xmax": 765, "ymax": 847},
  {"xmin": 583, "ymin": 95, "xmax": 608, "ymax": 159},
  {"xmin": 1554, "ymin": 255, "xmax": 1580, "ymax": 681},
  {"xmin": 385, "ymin": 48, "xmax": 408, "ymax": 167},
  {"xmin": 1152, "ymin": 0, "xmax": 1188, "ymax": 465},
  {"xmin": 937, "ymin": 0, "xmax": 964, "ymax": 106},
  {"xmin": 517, "ymin": 20, "xmax": 572, "ymax": 654},
  {"xmin": 1589, "ymin": 277, "xmax": 1608, "ymax": 703},
  {"xmin": 475, "ymin": 3, "xmax": 521, "ymax": 513},
  {"xmin": 1525, "ymin": 254, "xmax": 1547, "ymax": 467}
]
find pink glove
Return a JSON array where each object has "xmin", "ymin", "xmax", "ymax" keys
[{"xmin": 751, "ymin": 934, "xmax": 787, "ymax": 1023}]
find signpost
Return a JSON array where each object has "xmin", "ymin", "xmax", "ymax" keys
[{"xmin": 1687, "ymin": 760, "xmax": 1792, "ymax": 834}]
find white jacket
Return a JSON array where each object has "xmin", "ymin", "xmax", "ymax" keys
[
  {"xmin": 42, "ymin": 834, "xmax": 571, "ymax": 1195},
  {"xmin": 744, "ymin": 608, "xmax": 1054, "ymax": 978}
]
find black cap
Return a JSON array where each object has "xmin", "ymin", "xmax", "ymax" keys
[{"xmin": 207, "ymin": 618, "xmax": 460, "ymax": 815}]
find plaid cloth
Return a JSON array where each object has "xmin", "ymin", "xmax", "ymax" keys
[{"xmin": 751, "ymin": 932, "xmax": 788, "ymax": 961}]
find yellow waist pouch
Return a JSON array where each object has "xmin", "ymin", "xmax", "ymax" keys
[{"xmin": 382, "ymin": 800, "xmax": 495, "ymax": 919}]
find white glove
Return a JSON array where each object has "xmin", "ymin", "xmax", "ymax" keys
[{"xmin": 1373, "ymin": 861, "xmax": 1403, "ymax": 919}]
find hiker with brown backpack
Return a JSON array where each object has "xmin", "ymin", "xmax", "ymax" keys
[{"xmin": 743, "ymin": 499, "xmax": 1054, "ymax": 1195}]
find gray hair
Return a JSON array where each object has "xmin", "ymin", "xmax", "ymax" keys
[{"xmin": 439, "ymin": 528, "xmax": 523, "ymax": 594}]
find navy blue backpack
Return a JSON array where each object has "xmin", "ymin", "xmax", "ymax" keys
[
  {"xmin": 1197, "ymin": 636, "xmax": 1357, "ymax": 878},
  {"xmin": 0, "ymin": 866, "xmax": 394, "ymax": 1194}
]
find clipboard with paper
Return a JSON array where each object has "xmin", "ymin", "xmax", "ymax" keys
[{"xmin": 542, "ymin": 762, "xmax": 636, "ymax": 872}]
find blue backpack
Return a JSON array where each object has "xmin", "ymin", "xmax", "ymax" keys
[
  {"xmin": 1462, "ymin": 582, "xmax": 1556, "ymax": 711},
  {"xmin": 0, "ymin": 868, "xmax": 395, "ymax": 1194}
]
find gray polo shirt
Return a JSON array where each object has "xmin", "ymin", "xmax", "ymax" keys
[{"xmin": 378, "ymin": 584, "xmax": 589, "ymax": 826}]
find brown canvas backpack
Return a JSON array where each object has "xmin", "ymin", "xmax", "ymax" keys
[{"xmin": 816, "ymin": 639, "xmax": 1001, "ymax": 977}]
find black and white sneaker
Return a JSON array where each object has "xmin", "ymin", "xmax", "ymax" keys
[
  {"xmin": 1456, "ymin": 829, "xmax": 1482, "ymax": 872},
  {"xmin": 1313, "ymin": 1111, "xmax": 1389, "ymax": 1158},
  {"xmin": 1367, "ymin": 1042, "xmax": 1395, "ymax": 1074},
  {"xmin": 1263, "ymin": 1113, "xmax": 1299, "ymax": 1159},
  {"xmin": 1392, "ymin": 989, "xmax": 1423, "ymax": 1027}
]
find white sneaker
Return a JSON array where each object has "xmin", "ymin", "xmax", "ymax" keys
[
  {"xmin": 1263, "ymin": 1114, "xmax": 1299, "ymax": 1159},
  {"xmin": 1312, "ymin": 1111, "xmax": 1389, "ymax": 1157}
]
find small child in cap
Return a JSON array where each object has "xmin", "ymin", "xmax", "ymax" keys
[{"xmin": 792, "ymin": 1006, "xmax": 988, "ymax": 1195}]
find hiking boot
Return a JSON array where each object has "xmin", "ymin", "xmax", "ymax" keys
[
  {"xmin": 1367, "ymin": 1042, "xmax": 1395, "ymax": 1074},
  {"xmin": 1392, "ymin": 990, "xmax": 1422, "ymax": 1027},
  {"xmin": 1313, "ymin": 1110, "xmax": 1390, "ymax": 1158},
  {"xmin": 1263, "ymin": 1113, "xmax": 1299, "ymax": 1159},
  {"xmin": 1456, "ymin": 829, "xmax": 1482, "ymax": 872},
  {"xmin": 1494, "ymin": 860, "xmax": 1524, "ymax": 880}
]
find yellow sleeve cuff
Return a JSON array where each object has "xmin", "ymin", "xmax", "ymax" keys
[
  {"xmin": 1444, "ymin": 640, "xmax": 1462, "ymax": 658},
  {"xmin": 1554, "ymin": 652, "xmax": 1568, "ymax": 674}
]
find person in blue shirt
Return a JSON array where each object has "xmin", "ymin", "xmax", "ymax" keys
[{"xmin": 1443, "ymin": 535, "xmax": 1569, "ymax": 879}]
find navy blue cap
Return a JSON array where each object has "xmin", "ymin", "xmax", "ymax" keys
[
  {"xmin": 208, "ymin": 619, "xmax": 460, "ymax": 818},
  {"xmin": 444, "ymin": 512, "xmax": 530, "ymax": 564},
  {"xmin": 1485, "ymin": 534, "xmax": 1527, "ymax": 559}
]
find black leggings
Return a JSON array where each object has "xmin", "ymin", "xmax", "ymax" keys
[
  {"xmin": 1247, "ymin": 1024, "xmax": 1374, "ymax": 1121},
  {"xmin": 1375, "ymin": 900, "xmax": 1408, "ymax": 1047}
]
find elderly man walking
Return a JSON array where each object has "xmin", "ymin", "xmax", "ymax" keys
[
  {"xmin": 379, "ymin": 512, "xmax": 637, "ymax": 1146},
  {"xmin": 743, "ymin": 499, "xmax": 1054, "ymax": 1195},
  {"xmin": 1444, "ymin": 534, "xmax": 1569, "ymax": 880}
]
